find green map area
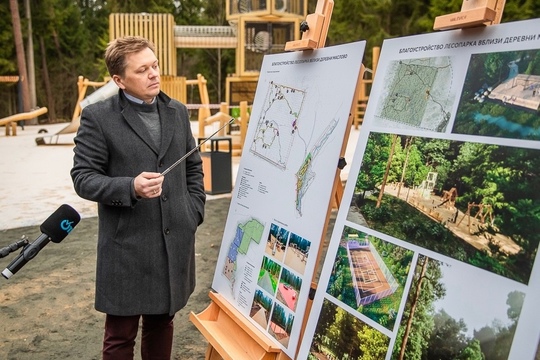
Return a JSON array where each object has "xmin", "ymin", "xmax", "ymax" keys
[
  {"xmin": 238, "ymin": 219, "xmax": 266, "ymax": 254},
  {"xmin": 222, "ymin": 218, "xmax": 266, "ymax": 286}
]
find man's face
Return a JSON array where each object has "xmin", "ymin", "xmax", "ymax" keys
[{"xmin": 113, "ymin": 47, "xmax": 160, "ymax": 103}]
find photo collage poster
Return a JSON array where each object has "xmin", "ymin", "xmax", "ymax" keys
[
  {"xmin": 298, "ymin": 18, "xmax": 540, "ymax": 360},
  {"xmin": 211, "ymin": 41, "xmax": 366, "ymax": 358}
]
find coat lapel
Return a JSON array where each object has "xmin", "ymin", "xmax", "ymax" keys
[{"xmin": 157, "ymin": 95, "xmax": 176, "ymax": 161}]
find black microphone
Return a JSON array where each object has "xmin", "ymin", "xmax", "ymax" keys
[{"xmin": 1, "ymin": 204, "xmax": 80, "ymax": 279}]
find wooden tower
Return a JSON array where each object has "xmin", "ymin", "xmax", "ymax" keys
[{"xmin": 225, "ymin": 0, "xmax": 308, "ymax": 105}]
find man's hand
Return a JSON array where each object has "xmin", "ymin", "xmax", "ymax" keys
[{"xmin": 134, "ymin": 172, "xmax": 164, "ymax": 198}]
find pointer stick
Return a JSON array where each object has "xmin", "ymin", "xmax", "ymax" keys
[{"xmin": 160, "ymin": 118, "xmax": 235, "ymax": 177}]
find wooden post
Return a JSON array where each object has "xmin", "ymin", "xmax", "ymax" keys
[
  {"xmin": 71, "ymin": 76, "xmax": 108, "ymax": 121},
  {"xmin": 239, "ymin": 100, "xmax": 250, "ymax": 149}
]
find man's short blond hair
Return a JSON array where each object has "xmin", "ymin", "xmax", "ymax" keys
[{"xmin": 104, "ymin": 36, "xmax": 156, "ymax": 77}]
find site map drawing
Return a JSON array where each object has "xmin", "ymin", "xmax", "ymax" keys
[
  {"xmin": 376, "ymin": 56, "xmax": 455, "ymax": 132},
  {"xmin": 222, "ymin": 218, "xmax": 266, "ymax": 294},
  {"xmin": 250, "ymin": 81, "xmax": 306, "ymax": 170},
  {"xmin": 250, "ymin": 81, "xmax": 343, "ymax": 216}
]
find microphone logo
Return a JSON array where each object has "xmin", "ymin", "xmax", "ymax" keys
[{"xmin": 61, "ymin": 219, "xmax": 75, "ymax": 234}]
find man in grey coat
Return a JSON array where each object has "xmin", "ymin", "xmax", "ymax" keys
[{"xmin": 71, "ymin": 36, "xmax": 206, "ymax": 359}]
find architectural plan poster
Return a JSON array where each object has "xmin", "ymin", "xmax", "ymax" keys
[
  {"xmin": 211, "ymin": 41, "xmax": 366, "ymax": 357},
  {"xmin": 298, "ymin": 18, "xmax": 540, "ymax": 360}
]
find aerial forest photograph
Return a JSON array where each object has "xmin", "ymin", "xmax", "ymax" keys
[
  {"xmin": 392, "ymin": 255, "xmax": 526, "ymax": 360},
  {"xmin": 325, "ymin": 225, "xmax": 413, "ymax": 331},
  {"xmin": 347, "ymin": 132, "xmax": 540, "ymax": 285},
  {"xmin": 452, "ymin": 49, "xmax": 540, "ymax": 140}
]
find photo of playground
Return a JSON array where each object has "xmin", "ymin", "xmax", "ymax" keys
[
  {"xmin": 452, "ymin": 49, "xmax": 540, "ymax": 140},
  {"xmin": 347, "ymin": 132, "xmax": 540, "ymax": 285},
  {"xmin": 266, "ymin": 223, "xmax": 290, "ymax": 263},
  {"xmin": 277, "ymin": 268, "xmax": 302, "ymax": 312},
  {"xmin": 265, "ymin": 222, "xmax": 311, "ymax": 275},
  {"xmin": 325, "ymin": 226, "xmax": 412, "ymax": 331},
  {"xmin": 285, "ymin": 232, "xmax": 310, "ymax": 275}
]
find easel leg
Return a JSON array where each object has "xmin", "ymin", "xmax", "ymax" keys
[{"xmin": 205, "ymin": 344, "xmax": 222, "ymax": 360}]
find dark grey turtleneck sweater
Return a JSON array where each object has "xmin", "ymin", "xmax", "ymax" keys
[{"xmin": 129, "ymin": 100, "xmax": 161, "ymax": 150}]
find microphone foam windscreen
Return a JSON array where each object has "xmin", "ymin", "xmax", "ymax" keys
[{"xmin": 40, "ymin": 204, "xmax": 81, "ymax": 243}]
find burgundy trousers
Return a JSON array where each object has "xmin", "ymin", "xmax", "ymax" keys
[{"xmin": 102, "ymin": 313, "xmax": 175, "ymax": 360}]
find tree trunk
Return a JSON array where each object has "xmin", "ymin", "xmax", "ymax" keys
[
  {"xmin": 24, "ymin": 0, "xmax": 36, "ymax": 110},
  {"xmin": 398, "ymin": 256, "xmax": 429, "ymax": 360},
  {"xmin": 9, "ymin": 0, "xmax": 32, "ymax": 121},
  {"xmin": 39, "ymin": 35, "xmax": 56, "ymax": 122},
  {"xmin": 397, "ymin": 137, "xmax": 413, "ymax": 198},
  {"xmin": 376, "ymin": 134, "xmax": 398, "ymax": 208}
]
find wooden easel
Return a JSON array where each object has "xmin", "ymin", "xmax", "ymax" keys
[
  {"xmin": 283, "ymin": 1, "xmax": 366, "ymax": 355},
  {"xmin": 433, "ymin": 0, "xmax": 505, "ymax": 31},
  {"xmin": 189, "ymin": 1, "xmax": 350, "ymax": 359},
  {"xmin": 190, "ymin": 291, "xmax": 289, "ymax": 360},
  {"xmin": 284, "ymin": 0, "xmax": 333, "ymax": 51}
]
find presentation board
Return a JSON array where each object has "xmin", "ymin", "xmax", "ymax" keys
[
  {"xmin": 211, "ymin": 41, "xmax": 366, "ymax": 358},
  {"xmin": 298, "ymin": 18, "xmax": 540, "ymax": 359}
]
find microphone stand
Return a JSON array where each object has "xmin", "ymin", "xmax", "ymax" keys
[
  {"xmin": 0, "ymin": 236, "xmax": 29, "ymax": 259},
  {"xmin": 161, "ymin": 118, "xmax": 235, "ymax": 177}
]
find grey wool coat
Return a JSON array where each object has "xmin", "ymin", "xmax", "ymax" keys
[{"xmin": 71, "ymin": 90, "xmax": 206, "ymax": 316}]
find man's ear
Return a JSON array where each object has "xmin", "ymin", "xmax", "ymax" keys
[{"xmin": 112, "ymin": 75, "xmax": 125, "ymax": 89}]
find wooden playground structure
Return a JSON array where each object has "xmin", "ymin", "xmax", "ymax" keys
[
  {"xmin": 2, "ymin": 5, "xmax": 378, "ymax": 151},
  {"xmin": 0, "ymin": 75, "xmax": 48, "ymax": 136},
  {"xmin": 0, "ymin": 106, "xmax": 48, "ymax": 136},
  {"xmin": 456, "ymin": 202, "xmax": 495, "ymax": 230}
]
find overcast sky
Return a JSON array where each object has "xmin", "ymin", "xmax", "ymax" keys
[{"xmin": 433, "ymin": 258, "xmax": 526, "ymax": 337}]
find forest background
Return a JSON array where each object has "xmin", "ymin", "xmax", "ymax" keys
[{"xmin": 0, "ymin": 0, "xmax": 539, "ymax": 122}]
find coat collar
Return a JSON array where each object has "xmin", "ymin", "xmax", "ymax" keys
[{"xmin": 118, "ymin": 90, "xmax": 176, "ymax": 159}]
